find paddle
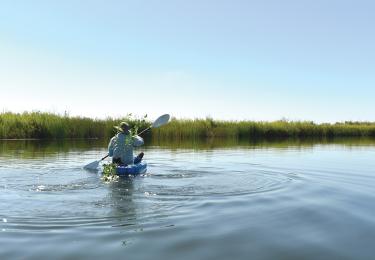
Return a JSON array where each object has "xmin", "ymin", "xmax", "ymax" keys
[
  {"xmin": 83, "ymin": 114, "xmax": 170, "ymax": 170},
  {"xmin": 137, "ymin": 114, "xmax": 170, "ymax": 135}
]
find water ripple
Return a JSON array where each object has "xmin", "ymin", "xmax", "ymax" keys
[
  {"xmin": 2, "ymin": 142, "xmax": 375, "ymax": 260},
  {"xmin": 143, "ymin": 166, "xmax": 296, "ymax": 199}
]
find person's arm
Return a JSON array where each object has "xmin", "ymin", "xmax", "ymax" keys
[{"xmin": 132, "ymin": 135, "xmax": 144, "ymax": 147}]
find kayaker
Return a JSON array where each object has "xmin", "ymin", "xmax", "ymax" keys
[{"xmin": 108, "ymin": 122, "xmax": 144, "ymax": 166}]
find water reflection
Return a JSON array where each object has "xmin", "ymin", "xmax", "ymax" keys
[
  {"xmin": 1, "ymin": 138, "xmax": 375, "ymax": 259},
  {"xmin": 1, "ymin": 137, "xmax": 375, "ymax": 160},
  {"xmin": 108, "ymin": 177, "xmax": 137, "ymax": 227},
  {"xmin": 0, "ymin": 139, "xmax": 106, "ymax": 159},
  {"xmin": 148, "ymin": 137, "xmax": 375, "ymax": 150}
]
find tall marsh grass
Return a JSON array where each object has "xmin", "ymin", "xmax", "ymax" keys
[
  {"xmin": 151, "ymin": 118, "xmax": 375, "ymax": 139},
  {"xmin": 1, "ymin": 112, "xmax": 375, "ymax": 139},
  {"xmin": 0, "ymin": 112, "xmax": 148, "ymax": 139}
]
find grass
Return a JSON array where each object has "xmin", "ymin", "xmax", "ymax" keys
[
  {"xmin": 1, "ymin": 112, "xmax": 375, "ymax": 139},
  {"xmin": 152, "ymin": 118, "xmax": 375, "ymax": 139},
  {"xmin": 0, "ymin": 111, "xmax": 148, "ymax": 139}
]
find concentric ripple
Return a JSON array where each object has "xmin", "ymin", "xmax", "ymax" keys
[
  {"xmin": 145, "ymin": 156, "xmax": 295, "ymax": 198},
  {"xmin": 2, "ymin": 141, "xmax": 375, "ymax": 260}
]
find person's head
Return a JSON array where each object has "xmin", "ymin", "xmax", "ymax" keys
[{"xmin": 114, "ymin": 122, "xmax": 130, "ymax": 134}]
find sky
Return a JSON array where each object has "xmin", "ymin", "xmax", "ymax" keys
[{"xmin": 0, "ymin": 0, "xmax": 374, "ymax": 122}]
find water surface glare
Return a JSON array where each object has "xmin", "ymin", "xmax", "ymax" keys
[{"xmin": 1, "ymin": 139, "xmax": 375, "ymax": 259}]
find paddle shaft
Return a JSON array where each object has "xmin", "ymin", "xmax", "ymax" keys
[{"xmin": 137, "ymin": 126, "xmax": 152, "ymax": 136}]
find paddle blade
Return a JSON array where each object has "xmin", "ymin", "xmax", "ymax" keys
[
  {"xmin": 152, "ymin": 114, "xmax": 170, "ymax": 128},
  {"xmin": 84, "ymin": 160, "xmax": 100, "ymax": 170}
]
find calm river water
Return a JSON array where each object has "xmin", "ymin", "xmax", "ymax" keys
[{"xmin": 1, "ymin": 138, "xmax": 375, "ymax": 259}]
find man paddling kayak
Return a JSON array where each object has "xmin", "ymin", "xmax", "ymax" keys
[
  {"xmin": 84, "ymin": 114, "xmax": 170, "ymax": 171},
  {"xmin": 108, "ymin": 122, "xmax": 144, "ymax": 166}
]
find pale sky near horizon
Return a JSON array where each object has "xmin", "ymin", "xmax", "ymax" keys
[{"xmin": 1, "ymin": 0, "xmax": 374, "ymax": 122}]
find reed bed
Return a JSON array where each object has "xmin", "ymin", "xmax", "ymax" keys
[
  {"xmin": 0, "ymin": 112, "xmax": 148, "ymax": 139},
  {"xmin": 150, "ymin": 118, "xmax": 375, "ymax": 139},
  {"xmin": 1, "ymin": 112, "xmax": 375, "ymax": 139}
]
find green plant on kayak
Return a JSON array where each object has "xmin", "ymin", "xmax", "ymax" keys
[
  {"xmin": 102, "ymin": 163, "xmax": 119, "ymax": 182},
  {"xmin": 129, "ymin": 114, "xmax": 149, "ymax": 136},
  {"xmin": 119, "ymin": 115, "xmax": 149, "ymax": 147}
]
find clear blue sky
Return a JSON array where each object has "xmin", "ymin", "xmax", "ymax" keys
[{"xmin": 1, "ymin": 0, "xmax": 374, "ymax": 122}]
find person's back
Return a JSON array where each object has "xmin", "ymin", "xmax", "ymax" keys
[{"xmin": 108, "ymin": 122, "xmax": 144, "ymax": 165}]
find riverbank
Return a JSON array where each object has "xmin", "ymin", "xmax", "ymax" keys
[{"xmin": 1, "ymin": 111, "xmax": 375, "ymax": 139}]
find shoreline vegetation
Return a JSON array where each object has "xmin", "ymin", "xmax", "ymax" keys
[{"xmin": 1, "ymin": 112, "xmax": 375, "ymax": 140}]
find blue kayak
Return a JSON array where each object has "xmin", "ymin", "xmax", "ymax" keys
[{"xmin": 116, "ymin": 161, "xmax": 147, "ymax": 176}]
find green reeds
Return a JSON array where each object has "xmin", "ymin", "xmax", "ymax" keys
[
  {"xmin": 150, "ymin": 118, "xmax": 375, "ymax": 140},
  {"xmin": 1, "ymin": 112, "xmax": 375, "ymax": 139},
  {"xmin": 0, "ymin": 112, "xmax": 148, "ymax": 139}
]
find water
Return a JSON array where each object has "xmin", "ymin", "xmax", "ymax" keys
[{"xmin": 1, "ymin": 139, "xmax": 375, "ymax": 259}]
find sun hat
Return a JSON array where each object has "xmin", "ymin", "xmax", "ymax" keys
[{"xmin": 114, "ymin": 122, "xmax": 130, "ymax": 132}]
